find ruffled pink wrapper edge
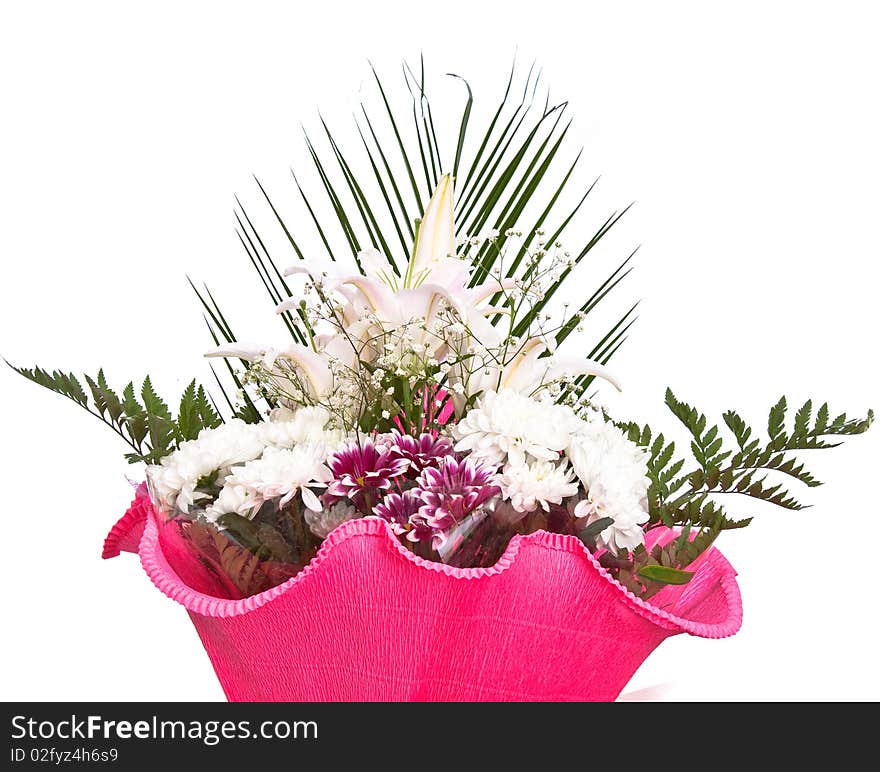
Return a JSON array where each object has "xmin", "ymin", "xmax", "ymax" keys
[{"xmin": 104, "ymin": 487, "xmax": 742, "ymax": 701}]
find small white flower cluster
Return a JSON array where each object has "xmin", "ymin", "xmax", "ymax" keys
[
  {"xmin": 147, "ymin": 406, "xmax": 341, "ymax": 522},
  {"xmin": 451, "ymin": 388, "xmax": 650, "ymax": 550}
]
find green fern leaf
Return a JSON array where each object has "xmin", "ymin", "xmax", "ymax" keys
[
  {"xmin": 793, "ymin": 399, "xmax": 812, "ymax": 437},
  {"xmin": 768, "ymin": 396, "xmax": 787, "ymax": 441},
  {"xmin": 195, "ymin": 385, "xmax": 223, "ymax": 430},
  {"xmin": 176, "ymin": 380, "xmax": 200, "ymax": 441},
  {"xmin": 141, "ymin": 376, "xmax": 172, "ymax": 421}
]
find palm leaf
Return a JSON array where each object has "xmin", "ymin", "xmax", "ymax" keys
[
  {"xmin": 370, "ymin": 61, "xmax": 424, "ymax": 213},
  {"xmin": 456, "ymin": 60, "xmax": 540, "ymax": 214},
  {"xmin": 447, "ymin": 73, "xmax": 472, "ymax": 181},
  {"xmin": 192, "ymin": 58, "xmax": 637, "ymax": 402}
]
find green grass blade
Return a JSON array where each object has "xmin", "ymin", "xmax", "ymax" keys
[
  {"xmin": 424, "ymin": 90, "xmax": 443, "ymax": 178},
  {"xmin": 456, "ymin": 61, "xmax": 540, "ymax": 221},
  {"xmin": 321, "ymin": 116, "xmax": 399, "ymax": 274},
  {"xmin": 235, "ymin": 201, "xmax": 295, "ymax": 294},
  {"xmin": 457, "ymin": 59, "xmax": 517, "ymax": 199},
  {"xmin": 486, "ymin": 152, "xmax": 586, "ymax": 324},
  {"xmin": 370, "ymin": 62, "xmax": 423, "ymax": 213},
  {"xmin": 403, "ymin": 56, "xmax": 441, "ymax": 184},
  {"xmin": 252, "ymin": 176, "xmax": 306, "ymax": 261},
  {"xmin": 448, "ymin": 73, "xmax": 473, "ymax": 182},
  {"xmin": 469, "ymin": 111, "xmax": 571, "ymax": 285},
  {"xmin": 303, "ymin": 130, "xmax": 363, "ymax": 266},
  {"xmin": 188, "ymin": 277, "xmax": 235, "ymax": 343},
  {"xmin": 462, "ymin": 102, "xmax": 567, "ymax": 244},
  {"xmin": 234, "ymin": 225, "xmax": 303, "ymax": 344},
  {"xmin": 554, "ymin": 250, "xmax": 637, "ymax": 347},
  {"xmin": 202, "ymin": 316, "xmax": 264, "ymax": 420},
  {"xmin": 208, "ymin": 362, "xmax": 236, "ymax": 414},
  {"xmin": 403, "ymin": 70, "xmax": 435, "ymax": 195},
  {"xmin": 518, "ymin": 174, "xmax": 599, "ymax": 286},
  {"xmin": 512, "ymin": 203, "xmax": 633, "ymax": 337},
  {"xmin": 203, "ymin": 285, "xmax": 240, "ymax": 343},
  {"xmin": 570, "ymin": 304, "xmax": 639, "ymax": 400},
  {"xmin": 418, "ymin": 53, "xmax": 443, "ymax": 177},
  {"xmin": 235, "ymin": 199, "xmax": 314, "ymax": 344},
  {"xmin": 505, "ymin": 150, "xmax": 582, "ymax": 280},
  {"xmin": 355, "ymin": 115, "xmax": 411, "ymax": 263},
  {"xmin": 487, "ymin": 116, "xmax": 572, "ymax": 232},
  {"xmin": 360, "ymin": 105, "xmax": 415, "ymax": 241},
  {"xmin": 290, "ymin": 169, "xmax": 336, "ymax": 261},
  {"xmin": 456, "ymin": 98, "xmax": 532, "ymax": 228}
]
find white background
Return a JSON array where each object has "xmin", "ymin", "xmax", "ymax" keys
[{"xmin": 1, "ymin": 1, "xmax": 878, "ymax": 701}]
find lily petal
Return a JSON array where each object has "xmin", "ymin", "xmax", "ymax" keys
[
  {"xmin": 544, "ymin": 357, "xmax": 622, "ymax": 392},
  {"xmin": 274, "ymin": 344, "xmax": 334, "ymax": 397},
  {"xmin": 328, "ymin": 275, "xmax": 398, "ymax": 322},
  {"xmin": 407, "ymin": 174, "xmax": 454, "ymax": 286},
  {"xmin": 283, "ymin": 260, "xmax": 339, "ymax": 279},
  {"xmin": 499, "ymin": 338, "xmax": 547, "ymax": 392},
  {"xmin": 205, "ymin": 344, "xmax": 268, "ymax": 361},
  {"xmin": 469, "ymin": 277, "xmax": 517, "ymax": 305},
  {"xmin": 357, "ymin": 248, "xmax": 398, "ymax": 288},
  {"xmin": 275, "ymin": 297, "xmax": 301, "ymax": 314},
  {"xmin": 206, "ymin": 343, "xmax": 333, "ymax": 398},
  {"xmin": 498, "ymin": 338, "xmax": 622, "ymax": 393}
]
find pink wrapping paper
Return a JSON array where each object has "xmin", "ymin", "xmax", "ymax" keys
[{"xmin": 104, "ymin": 488, "xmax": 742, "ymax": 701}]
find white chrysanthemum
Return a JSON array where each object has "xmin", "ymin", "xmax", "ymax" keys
[
  {"xmin": 496, "ymin": 459, "xmax": 579, "ymax": 513},
  {"xmin": 261, "ymin": 405, "xmax": 343, "ymax": 449},
  {"xmin": 304, "ymin": 501, "xmax": 359, "ymax": 538},
  {"xmin": 224, "ymin": 444, "xmax": 332, "ymax": 512},
  {"xmin": 452, "ymin": 389, "xmax": 584, "ymax": 466},
  {"xmin": 566, "ymin": 417, "xmax": 650, "ymax": 552},
  {"xmin": 204, "ymin": 482, "xmax": 257, "ymax": 522},
  {"xmin": 147, "ymin": 419, "xmax": 267, "ymax": 514}
]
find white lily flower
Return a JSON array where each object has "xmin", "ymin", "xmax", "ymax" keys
[
  {"xmin": 406, "ymin": 173, "xmax": 456, "ymax": 286},
  {"xmin": 205, "ymin": 343, "xmax": 334, "ymax": 398},
  {"xmin": 276, "ymin": 176, "xmax": 514, "ymax": 362},
  {"xmin": 447, "ymin": 337, "xmax": 621, "ymax": 416},
  {"xmin": 205, "ymin": 175, "xmax": 614, "ymax": 431},
  {"xmin": 500, "ymin": 337, "xmax": 622, "ymax": 394}
]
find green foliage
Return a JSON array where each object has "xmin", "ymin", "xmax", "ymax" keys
[
  {"xmin": 184, "ymin": 520, "xmax": 301, "ymax": 598},
  {"xmin": 613, "ymin": 391, "xmax": 873, "ymax": 596},
  {"xmin": 212, "ymin": 497, "xmax": 319, "ymax": 596},
  {"xmin": 189, "ymin": 277, "xmax": 264, "ymax": 424},
  {"xmin": 600, "ymin": 521, "xmax": 723, "ymax": 599},
  {"xmin": 577, "ymin": 516, "xmax": 614, "ymax": 550},
  {"xmin": 8, "ymin": 363, "xmax": 222, "ymax": 464},
  {"xmin": 637, "ymin": 564, "xmax": 694, "ymax": 585}
]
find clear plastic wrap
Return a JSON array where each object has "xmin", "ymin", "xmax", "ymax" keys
[
  {"xmin": 146, "ymin": 474, "xmax": 312, "ymax": 599},
  {"xmin": 145, "ymin": 459, "xmax": 584, "ymax": 598}
]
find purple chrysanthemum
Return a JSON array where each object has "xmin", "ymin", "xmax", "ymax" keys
[
  {"xmin": 326, "ymin": 439, "xmax": 409, "ymax": 511},
  {"xmin": 416, "ymin": 457, "xmax": 500, "ymax": 535},
  {"xmin": 373, "ymin": 489, "xmax": 430, "ymax": 541},
  {"xmin": 387, "ymin": 431, "xmax": 455, "ymax": 476}
]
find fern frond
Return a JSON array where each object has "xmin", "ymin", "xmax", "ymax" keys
[
  {"xmin": 7, "ymin": 361, "xmax": 223, "ymax": 464},
  {"xmin": 621, "ymin": 392, "xmax": 872, "ymax": 546}
]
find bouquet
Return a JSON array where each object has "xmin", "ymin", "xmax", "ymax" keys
[{"xmin": 10, "ymin": 61, "xmax": 872, "ymax": 701}]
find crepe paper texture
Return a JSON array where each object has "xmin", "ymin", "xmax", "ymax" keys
[{"xmin": 104, "ymin": 487, "xmax": 742, "ymax": 702}]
